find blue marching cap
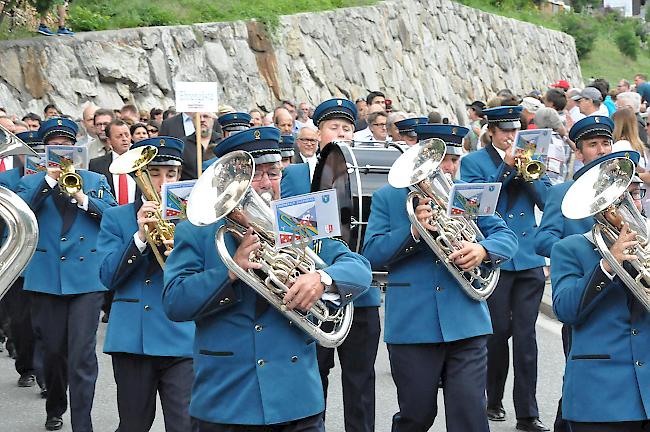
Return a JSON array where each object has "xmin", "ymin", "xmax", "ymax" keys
[
  {"xmin": 573, "ymin": 150, "xmax": 641, "ymax": 181},
  {"xmin": 415, "ymin": 123, "xmax": 469, "ymax": 156},
  {"xmin": 279, "ymin": 134, "xmax": 295, "ymax": 158},
  {"xmin": 313, "ymin": 98, "xmax": 357, "ymax": 127},
  {"xmin": 569, "ymin": 115, "xmax": 614, "ymax": 143},
  {"xmin": 213, "ymin": 126, "xmax": 281, "ymax": 165},
  {"xmin": 39, "ymin": 117, "xmax": 78, "ymax": 144},
  {"xmin": 16, "ymin": 130, "xmax": 43, "ymax": 147},
  {"xmin": 395, "ymin": 117, "xmax": 428, "ymax": 137},
  {"xmin": 483, "ymin": 106, "xmax": 523, "ymax": 130},
  {"xmin": 132, "ymin": 136, "xmax": 185, "ymax": 166},
  {"xmin": 218, "ymin": 112, "xmax": 252, "ymax": 132}
]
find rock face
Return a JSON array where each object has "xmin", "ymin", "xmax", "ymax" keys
[{"xmin": 0, "ymin": 0, "xmax": 581, "ymax": 124}]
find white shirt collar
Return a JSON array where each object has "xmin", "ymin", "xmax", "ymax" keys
[{"xmin": 494, "ymin": 145, "xmax": 506, "ymax": 160}]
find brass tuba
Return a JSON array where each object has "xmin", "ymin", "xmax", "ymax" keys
[
  {"xmin": 388, "ymin": 138, "xmax": 500, "ymax": 301},
  {"xmin": 562, "ymin": 154, "xmax": 650, "ymax": 311},
  {"xmin": 109, "ymin": 145, "xmax": 175, "ymax": 268},
  {"xmin": 0, "ymin": 125, "xmax": 39, "ymax": 300},
  {"xmin": 186, "ymin": 151, "xmax": 353, "ymax": 348}
]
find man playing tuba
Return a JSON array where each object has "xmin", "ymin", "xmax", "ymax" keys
[
  {"xmin": 551, "ymin": 152, "xmax": 650, "ymax": 432},
  {"xmin": 162, "ymin": 126, "xmax": 371, "ymax": 432},
  {"xmin": 363, "ymin": 123, "xmax": 517, "ymax": 432}
]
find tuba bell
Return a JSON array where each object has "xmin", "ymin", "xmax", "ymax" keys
[
  {"xmin": 0, "ymin": 125, "xmax": 39, "ymax": 300},
  {"xmin": 388, "ymin": 138, "xmax": 500, "ymax": 301},
  {"xmin": 186, "ymin": 151, "xmax": 353, "ymax": 348},
  {"xmin": 109, "ymin": 145, "xmax": 175, "ymax": 268},
  {"xmin": 562, "ymin": 153, "xmax": 650, "ymax": 311}
]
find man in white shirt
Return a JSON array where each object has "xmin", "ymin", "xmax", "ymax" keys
[
  {"xmin": 353, "ymin": 104, "xmax": 385, "ymax": 142},
  {"xmin": 566, "ymin": 89, "xmax": 586, "ymax": 125},
  {"xmin": 88, "ymin": 120, "xmax": 136, "ymax": 205},
  {"xmin": 295, "ymin": 126, "xmax": 319, "ymax": 180},
  {"xmin": 572, "ymin": 87, "xmax": 608, "ymax": 117}
]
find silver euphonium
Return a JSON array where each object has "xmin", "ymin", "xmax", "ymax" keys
[
  {"xmin": 186, "ymin": 151, "xmax": 353, "ymax": 348},
  {"xmin": 562, "ymin": 154, "xmax": 650, "ymax": 311},
  {"xmin": 0, "ymin": 125, "xmax": 39, "ymax": 300},
  {"xmin": 388, "ymin": 138, "xmax": 500, "ymax": 301}
]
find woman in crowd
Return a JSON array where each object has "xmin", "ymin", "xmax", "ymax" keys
[{"xmin": 130, "ymin": 123, "xmax": 149, "ymax": 143}]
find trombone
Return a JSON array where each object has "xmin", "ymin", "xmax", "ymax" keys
[{"xmin": 109, "ymin": 146, "xmax": 174, "ymax": 268}]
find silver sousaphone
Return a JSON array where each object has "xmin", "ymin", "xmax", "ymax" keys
[
  {"xmin": 388, "ymin": 138, "xmax": 500, "ymax": 301},
  {"xmin": 562, "ymin": 153, "xmax": 650, "ymax": 311},
  {"xmin": 186, "ymin": 151, "xmax": 353, "ymax": 348},
  {"xmin": 0, "ymin": 125, "xmax": 39, "ymax": 300}
]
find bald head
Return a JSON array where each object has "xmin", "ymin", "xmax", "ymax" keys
[
  {"xmin": 0, "ymin": 117, "xmax": 15, "ymax": 133},
  {"xmin": 274, "ymin": 107, "xmax": 294, "ymax": 135},
  {"xmin": 82, "ymin": 104, "xmax": 98, "ymax": 136}
]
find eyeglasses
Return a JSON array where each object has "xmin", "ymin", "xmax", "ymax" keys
[
  {"xmin": 630, "ymin": 189, "xmax": 647, "ymax": 200},
  {"xmin": 252, "ymin": 169, "xmax": 281, "ymax": 181},
  {"xmin": 298, "ymin": 138, "xmax": 318, "ymax": 144},
  {"xmin": 147, "ymin": 128, "xmax": 158, "ymax": 133},
  {"xmin": 371, "ymin": 123, "xmax": 387, "ymax": 128}
]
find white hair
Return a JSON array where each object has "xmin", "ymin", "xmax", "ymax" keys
[{"xmin": 616, "ymin": 91, "xmax": 641, "ymax": 113}]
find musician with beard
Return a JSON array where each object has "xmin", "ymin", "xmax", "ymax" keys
[
  {"xmin": 363, "ymin": 124, "xmax": 517, "ymax": 432},
  {"xmin": 162, "ymin": 126, "xmax": 372, "ymax": 432},
  {"xmin": 280, "ymin": 98, "xmax": 381, "ymax": 432},
  {"xmin": 460, "ymin": 106, "xmax": 552, "ymax": 432},
  {"xmin": 551, "ymin": 154, "xmax": 650, "ymax": 432}
]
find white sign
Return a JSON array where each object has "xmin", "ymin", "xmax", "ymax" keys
[{"xmin": 174, "ymin": 82, "xmax": 219, "ymax": 112}]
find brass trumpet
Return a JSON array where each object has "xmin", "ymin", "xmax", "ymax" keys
[
  {"xmin": 58, "ymin": 157, "xmax": 83, "ymax": 195},
  {"xmin": 109, "ymin": 145, "xmax": 174, "ymax": 268},
  {"xmin": 513, "ymin": 139, "xmax": 546, "ymax": 182}
]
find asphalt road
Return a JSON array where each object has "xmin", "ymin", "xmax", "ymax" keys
[{"xmin": 0, "ymin": 309, "xmax": 565, "ymax": 432}]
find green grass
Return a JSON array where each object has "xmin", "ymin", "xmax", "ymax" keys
[
  {"xmin": 0, "ymin": 0, "xmax": 378, "ymax": 39},
  {"xmin": 581, "ymin": 36, "xmax": 650, "ymax": 84},
  {"xmin": 67, "ymin": 0, "xmax": 378, "ymax": 32}
]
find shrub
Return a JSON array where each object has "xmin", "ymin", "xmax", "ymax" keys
[
  {"xmin": 558, "ymin": 13, "xmax": 596, "ymax": 59},
  {"xmin": 615, "ymin": 25, "xmax": 639, "ymax": 59}
]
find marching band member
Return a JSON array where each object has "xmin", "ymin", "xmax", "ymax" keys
[
  {"xmin": 551, "ymin": 153, "xmax": 650, "ymax": 432},
  {"xmin": 0, "ymin": 131, "xmax": 42, "ymax": 390},
  {"xmin": 17, "ymin": 118, "xmax": 117, "ymax": 431},
  {"xmin": 460, "ymin": 106, "xmax": 552, "ymax": 432},
  {"xmin": 162, "ymin": 126, "xmax": 372, "ymax": 431},
  {"xmin": 363, "ymin": 124, "xmax": 517, "ymax": 431},
  {"xmin": 201, "ymin": 112, "xmax": 252, "ymax": 172},
  {"xmin": 534, "ymin": 115, "xmax": 614, "ymax": 432},
  {"xmin": 281, "ymin": 98, "xmax": 381, "ymax": 432},
  {"xmin": 97, "ymin": 137, "xmax": 195, "ymax": 432},
  {"xmin": 393, "ymin": 117, "xmax": 427, "ymax": 146},
  {"xmin": 535, "ymin": 116, "xmax": 614, "ymax": 258},
  {"xmin": 279, "ymin": 134, "xmax": 295, "ymax": 168}
]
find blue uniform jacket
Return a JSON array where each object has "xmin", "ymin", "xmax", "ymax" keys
[
  {"xmin": 97, "ymin": 203, "xmax": 194, "ymax": 357},
  {"xmin": 17, "ymin": 171, "xmax": 116, "ymax": 295},
  {"xmin": 162, "ymin": 219, "xmax": 371, "ymax": 425},
  {"xmin": 551, "ymin": 234, "xmax": 650, "ymax": 422},
  {"xmin": 363, "ymin": 185, "xmax": 517, "ymax": 343},
  {"xmin": 534, "ymin": 180, "xmax": 593, "ymax": 258},
  {"xmin": 281, "ymin": 162, "xmax": 380, "ymax": 307},
  {"xmin": 460, "ymin": 144, "xmax": 551, "ymax": 271}
]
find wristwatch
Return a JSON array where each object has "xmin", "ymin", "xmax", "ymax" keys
[{"xmin": 316, "ymin": 269, "xmax": 333, "ymax": 289}]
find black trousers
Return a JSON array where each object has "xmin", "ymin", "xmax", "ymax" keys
[
  {"xmin": 194, "ymin": 412, "xmax": 324, "ymax": 432},
  {"xmin": 486, "ymin": 267, "xmax": 545, "ymax": 419},
  {"xmin": 112, "ymin": 353, "xmax": 195, "ymax": 432},
  {"xmin": 31, "ymin": 291, "xmax": 103, "ymax": 432},
  {"xmin": 2, "ymin": 278, "xmax": 36, "ymax": 376},
  {"xmin": 388, "ymin": 336, "xmax": 489, "ymax": 432},
  {"xmin": 568, "ymin": 421, "xmax": 650, "ymax": 431},
  {"xmin": 317, "ymin": 306, "xmax": 380, "ymax": 432}
]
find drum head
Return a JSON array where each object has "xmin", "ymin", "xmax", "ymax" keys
[{"xmin": 311, "ymin": 144, "xmax": 353, "ymax": 247}]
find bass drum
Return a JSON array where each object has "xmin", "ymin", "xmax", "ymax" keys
[{"xmin": 311, "ymin": 142, "xmax": 405, "ymax": 252}]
